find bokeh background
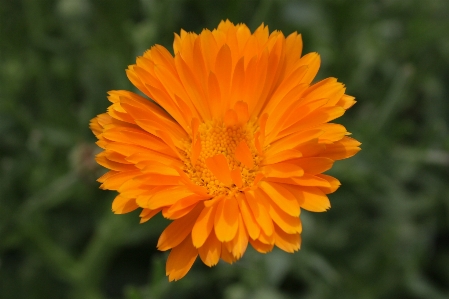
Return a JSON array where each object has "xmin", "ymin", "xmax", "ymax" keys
[{"xmin": 1, "ymin": 0, "xmax": 449, "ymax": 298}]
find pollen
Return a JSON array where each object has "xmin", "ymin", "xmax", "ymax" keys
[{"xmin": 181, "ymin": 119, "xmax": 262, "ymax": 196}]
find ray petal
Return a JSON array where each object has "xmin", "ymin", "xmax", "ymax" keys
[{"xmin": 166, "ymin": 235, "xmax": 198, "ymax": 281}]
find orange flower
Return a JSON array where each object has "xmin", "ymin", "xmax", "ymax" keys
[{"xmin": 90, "ymin": 20, "xmax": 360, "ymax": 281}]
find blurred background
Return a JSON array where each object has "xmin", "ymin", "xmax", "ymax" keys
[{"xmin": 1, "ymin": 0, "xmax": 449, "ymax": 298}]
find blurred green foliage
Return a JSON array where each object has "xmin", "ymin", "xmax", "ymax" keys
[{"xmin": 1, "ymin": 0, "xmax": 449, "ymax": 298}]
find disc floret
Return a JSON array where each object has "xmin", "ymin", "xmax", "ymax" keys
[{"xmin": 182, "ymin": 119, "xmax": 261, "ymax": 196}]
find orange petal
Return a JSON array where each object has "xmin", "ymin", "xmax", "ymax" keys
[
  {"xmin": 236, "ymin": 24, "xmax": 251, "ymax": 53},
  {"xmin": 98, "ymin": 170, "xmax": 141, "ymax": 190},
  {"xmin": 139, "ymin": 208, "xmax": 161, "ymax": 223},
  {"xmin": 198, "ymin": 231, "xmax": 221, "ymax": 267},
  {"xmin": 228, "ymin": 214, "xmax": 248, "ymax": 258},
  {"xmin": 166, "ymin": 235, "xmax": 198, "ymax": 281},
  {"xmin": 266, "ymin": 195, "xmax": 302, "ymax": 234},
  {"xmin": 205, "ymin": 154, "xmax": 233, "ymax": 185},
  {"xmin": 126, "ymin": 67, "xmax": 150, "ymax": 100},
  {"xmin": 265, "ymin": 129, "xmax": 323, "ymax": 157},
  {"xmin": 109, "ymin": 143, "xmax": 183, "ymax": 168},
  {"xmin": 119, "ymin": 183, "xmax": 151, "ymax": 200},
  {"xmin": 240, "ymin": 55, "xmax": 260, "ymax": 113},
  {"xmin": 173, "ymin": 95, "xmax": 194, "ymax": 127},
  {"xmin": 134, "ymin": 116, "xmax": 186, "ymax": 147},
  {"xmin": 292, "ymin": 174, "xmax": 331, "ymax": 188},
  {"xmin": 108, "ymin": 105, "xmax": 135, "ymax": 124},
  {"xmin": 252, "ymin": 173, "xmax": 265, "ymax": 187},
  {"xmin": 120, "ymin": 99, "xmax": 187, "ymax": 141},
  {"xmin": 144, "ymin": 186, "xmax": 196, "ymax": 210},
  {"xmin": 102, "ymin": 151, "xmax": 131, "ymax": 164},
  {"xmin": 220, "ymin": 242, "xmax": 237, "ymax": 264},
  {"xmin": 316, "ymin": 123, "xmax": 348, "ymax": 143},
  {"xmin": 173, "ymin": 166, "xmax": 210, "ymax": 197},
  {"xmin": 303, "ymin": 77, "xmax": 345, "ymax": 107},
  {"xmin": 236, "ymin": 192, "xmax": 260, "ymax": 240},
  {"xmin": 285, "ymin": 32, "xmax": 303, "ymax": 70},
  {"xmin": 297, "ymin": 186, "xmax": 331, "ymax": 212},
  {"xmin": 162, "ymin": 202, "xmax": 199, "ymax": 220},
  {"xmin": 157, "ymin": 57, "xmax": 192, "ymax": 108},
  {"xmin": 95, "ymin": 112, "xmax": 113, "ymax": 127},
  {"xmin": 214, "ymin": 196, "xmax": 239, "ymax": 242},
  {"xmin": 262, "ymin": 162, "xmax": 304, "ymax": 178},
  {"xmin": 264, "ymin": 83, "xmax": 309, "ymax": 142},
  {"xmin": 191, "ymin": 37, "xmax": 208, "ymax": 94},
  {"xmin": 96, "ymin": 154, "xmax": 136, "ymax": 172},
  {"xmin": 224, "ymin": 109, "xmax": 238, "ymax": 127},
  {"xmin": 192, "ymin": 204, "xmax": 217, "ymax": 248},
  {"xmin": 258, "ymin": 113, "xmax": 268, "ymax": 147},
  {"xmin": 299, "ymin": 52, "xmax": 320, "ymax": 85},
  {"xmin": 163, "ymin": 195, "xmax": 204, "ymax": 219},
  {"xmin": 274, "ymin": 224, "xmax": 301, "ymax": 253},
  {"xmin": 156, "ymin": 129, "xmax": 183, "ymax": 160},
  {"xmin": 316, "ymin": 174, "xmax": 341, "ymax": 194},
  {"xmin": 207, "ymin": 72, "xmax": 222, "ymax": 119},
  {"xmin": 191, "ymin": 136, "xmax": 202, "ymax": 166},
  {"xmin": 111, "ymin": 195, "xmax": 138, "ymax": 214},
  {"xmin": 215, "ymin": 44, "xmax": 232, "ymax": 111},
  {"xmin": 203, "ymin": 195, "xmax": 224, "ymax": 207},
  {"xmin": 230, "ymin": 169, "xmax": 243, "ymax": 188},
  {"xmin": 95, "ymin": 138, "xmax": 107, "ymax": 149},
  {"xmin": 264, "ymin": 177, "xmax": 299, "ymax": 185},
  {"xmin": 235, "ymin": 140, "xmax": 254, "ymax": 168},
  {"xmin": 200, "ymin": 29, "xmax": 218, "ymax": 69},
  {"xmin": 90, "ymin": 116, "xmax": 103, "ymax": 136},
  {"xmin": 134, "ymin": 162, "xmax": 179, "ymax": 176},
  {"xmin": 337, "ymin": 94, "xmax": 356, "ymax": 109},
  {"xmin": 294, "ymin": 157, "xmax": 334, "ymax": 175},
  {"xmin": 191, "ymin": 117, "xmax": 200, "ymax": 141},
  {"xmin": 263, "ymin": 67, "xmax": 308, "ymax": 132},
  {"xmin": 234, "ymin": 101, "xmax": 249, "ymax": 124},
  {"xmin": 230, "ymin": 58, "xmax": 245, "ymax": 108},
  {"xmin": 281, "ymin": 106, "xmax": 346, "ymax": 137},
  {"xmin": 249, "ymin": 238, "xmax": 274, "ymax": 254},
  {"xmin": 133, "ymin": 173, "xmax": 180, "ymax": 186},
  {"xmin": 263, "ymin": 149, "xmax": 303, "ymax": 165},
  {"xmin": 257, "ymin": 227, "xmax": 275, "ymax": 245},
  {"xmin": 174, "ymin": 55, "xmax": 211, "ymax": 120},
  {"xmin": 97, "ymin": 170, "xmax": 118, "ymax": 184},
  {"xmin": 319, "ymin": 136, "xmax": 361, "ymax": 160},
  {"xmin": 102, "ymin": 127, "xmax": 172, "ymax": 154},
  {"xmin": 244, "ymin": 190, "xmax": 273, "ymax": 236},
  {"xmin": 157, "ymin": 205, "xmax": 202, "ymax": 251},
  {"xmin": 278, "ymin": 97, "xmax": 328, "ymax": 132},
  {"xmin": 259, "ymin": 181, "xmax": 300, "ymax": 217},
  {"xmin": 293, "ymin": 139, "xmax": 326, "ymax": 158},
  {"xmin": 254, "ymin": 131, "xmax": 263, "ymax": 156},
  {"xmin": 252, "ymin": 36, "xmax": 284, "ymax": 117}
]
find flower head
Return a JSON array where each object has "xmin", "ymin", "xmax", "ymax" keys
[{"xmin": 90, "ymin": 20, "xmax": 360, "ymax": 281}]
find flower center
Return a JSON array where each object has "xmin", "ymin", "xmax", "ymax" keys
[{"xmin": 181, "ymin": 120, "xmax": 262, "ymax": 196}]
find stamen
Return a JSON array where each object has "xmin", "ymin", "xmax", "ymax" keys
[{"xmin": 181, "ymin": 119, "xmax": 262, "ymax": 196}]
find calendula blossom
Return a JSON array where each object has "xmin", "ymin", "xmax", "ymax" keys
[{"xmin": 90, "ymin": 20, "xmax": 360, "ymax": 281}]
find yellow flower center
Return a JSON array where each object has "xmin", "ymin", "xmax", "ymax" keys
[{"xmin": 181, "ymin": 120, "xmax": 262, "ymax": 196}]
